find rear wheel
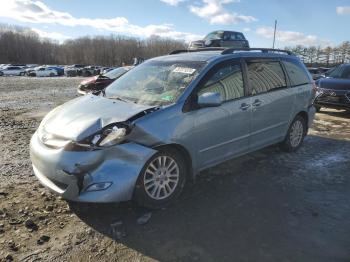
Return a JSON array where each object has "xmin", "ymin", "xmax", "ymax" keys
[
  {"xmin": 280, "ymin": 115, "xmax": 307, "ymax": 152},
  {"xmin": 134, "ymin": 148, "xmax": 187, "ymax": 209}
]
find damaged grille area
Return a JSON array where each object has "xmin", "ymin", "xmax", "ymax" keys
[
  {"xmin": 39, "ymin": 129, "xmax": 71, "ymax": 149},
  {"xmin": 316, "ymin": 89, "xmax": 350, "ymax": 106},
  {"xmin": 49, "ymin": 177, "xmax": 69, "ymax": 191}
]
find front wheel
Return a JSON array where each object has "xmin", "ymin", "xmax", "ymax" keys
[
  {"xmin": 134, "ymin": 149, "xmax": 187, "ymax": 209},
  {"xmin": 280, "ymin": 115, "xmax": 307, "ymax": 152}
]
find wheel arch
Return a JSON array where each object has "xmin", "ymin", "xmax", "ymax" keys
[
  {"xmin": 154, "ymin": 143, "xmax": 194, "ymax": 179},
  {"xmin": 295, "ymin": 110, "xmax": 309, "ymax": 130}
]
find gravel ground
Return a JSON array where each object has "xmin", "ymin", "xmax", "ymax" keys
[{"xmin": 0, "ymin": 77, "xmax": 350, "ymax": 262}]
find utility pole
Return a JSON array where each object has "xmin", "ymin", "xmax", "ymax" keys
[{"xmin": 272, "ymin": 20, "xmax": 277, "ymax": 49}]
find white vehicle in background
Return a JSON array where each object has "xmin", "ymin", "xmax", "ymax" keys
[
  {"xmin": 0, "ymin": 66, "xmax": 26, "ymax": 76},
  {"xmin": 28, "ymin": 67, "xmax": 58, "ymax": 77}
]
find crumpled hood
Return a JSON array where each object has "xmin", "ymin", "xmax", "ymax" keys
[
  {"xmin": 42, "ymin": 95, "xmax": 153, "ymax": 141},
  {"xmin": 316, "ymin": 78, "xmax": 350, "ymax": 91}
]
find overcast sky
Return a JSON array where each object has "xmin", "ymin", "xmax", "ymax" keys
[{"xmin": 0, "ymin": 0, "xmax": 349, "ymax": 48}]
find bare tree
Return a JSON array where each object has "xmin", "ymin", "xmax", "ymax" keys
[{"xmin": 0, "ymin": 23, "xmax": 186, "ymax": 66}]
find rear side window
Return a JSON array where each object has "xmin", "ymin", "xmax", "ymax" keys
[
  {"xmin": 283, "ymin": 60, "xmax": 310, "ymax": 86},
  {"xmin": 224, "ymin": 32, "xmax": 245, "ymax": 41},
  {"xmin": 247, "ymin": 61, "xmax": 287, "ymax": 95},
  {"xmin": 198, "ymin": 62, "xmax": 244, "ymax": 101},
  {"xmin": 233, "ymin": 33, "xmax": 245, "ymax": 40}
]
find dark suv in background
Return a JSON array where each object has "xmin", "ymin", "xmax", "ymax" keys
[
  {"xmin": 189, "ymin": 30, "xmax": 249, "ymax": 50},
  {"xmin": 314, "ymin": 63, "xmax": 350, "ymax": 112}
]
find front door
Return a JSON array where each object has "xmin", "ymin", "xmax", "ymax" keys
[{"xmin": 189, "ymin": 59, "xmax": 251, "ymax": 170}]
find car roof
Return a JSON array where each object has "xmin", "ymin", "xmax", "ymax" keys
[{"xmin": 152, "ymin": 50, "xmax": 299, "ymax": 64}]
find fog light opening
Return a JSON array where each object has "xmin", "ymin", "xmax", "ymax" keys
[{"xmin": 85, "ymin": 182, "xmax": 112, "ymax": 192}]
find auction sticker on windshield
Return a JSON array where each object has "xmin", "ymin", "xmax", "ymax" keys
[{"xmin": 173, "ymin": 67, "xmax": 196, "ymax": 74}]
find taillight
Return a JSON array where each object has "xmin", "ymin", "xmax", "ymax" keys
[{"xmin": 311, "ymin": 81, "xmax": 321, "ymax": 104}]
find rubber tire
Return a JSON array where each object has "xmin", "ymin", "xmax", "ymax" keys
[
  {"xmin": 134, "ymin": 148, "xmax": 187, "ymax": 209},
  {"xmin": 49, "ymin": 73, "xmax": 54, "ymax": 77},
  {"xmin": 19, "ymin": 72, "xmax": 25, "ymax": 76},
  {"xmin": 280, "ymin": 115, "xmax": 307, "ymax": 153},
  {"xmin": 315, "ymin": 106, "xmax": 321, "ymax": 112}
]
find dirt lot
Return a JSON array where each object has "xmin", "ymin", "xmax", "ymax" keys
[{"xmin": 0, "ymin": 77, "xmax": 350, "ymax": 262}]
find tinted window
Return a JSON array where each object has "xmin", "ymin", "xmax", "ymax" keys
[
  {"xmin": 283, "ymin": 60, "xmax": 310, "ymax": 86},
  {"xmin": 229, "ymin": 32, "xmax": 245, "ymax": 40},
  {"xmin": 223, "ymin": 32, "xmax": 245, "ymax": 41},
  {"xmin": 327, "ymin": 64, "xmax": 350, "ymax": 79},
  {"xmin": 247, "ymin": 61, "xmax": 287, "ymax": 95},
  {"xmin": 198, "ymin": 62, "xmax": 244, "ymax": 101}
]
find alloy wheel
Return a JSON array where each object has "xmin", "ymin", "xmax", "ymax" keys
[
  {"xmin": 143, "ymin": 156, "xmax": 180, "ymax": 200},
  {"xmin": 290, "ymin": 120, "xmax": 304, "ymax": 147}
]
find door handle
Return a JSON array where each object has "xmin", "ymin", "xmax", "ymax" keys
[
  {"xmin": 252, "ymin": 99, "xmax": 262, "ymax": 107},
  {"xmin": 240, "ymin": 103, "xmax": 251, "ymax": 111}
]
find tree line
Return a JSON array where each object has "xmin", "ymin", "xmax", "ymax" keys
[
  {"xmin": 0, "ymin": 24, "xmax": 186, "ymax": 66},
  {"xmin": 285, "ymin": 42, "xmax": 350, "ymax": 67},
  {"xmin": 1, "ymin": 24, "xmax": 350, "ymax": 68}
]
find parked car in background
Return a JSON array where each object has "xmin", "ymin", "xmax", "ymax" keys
[
  {"xmin": 81, "ymin": 66, "xmax": 102, "ymax": 77},
  {"xmin": 47, "ymin": 66, "xmax": 64, "ymax": 76},
  {"xmin": 189, "ymin": 31, "xmax": 249, "ymax": 50},
  {"xmin": 30, "ymin": 47, "xmax": 315, "ymax": 208},
  {"xmin": 314, "ymin": 63, "xmax": 350, "ymax": 112},
  {"xmin": 64, "ymin": 64, "xmax": 85, "ymax": 77},
  {"xmin": 0, "ymin": 66, "xmax": 26, "ymax": 76},
  {"xmin": 27, "ymin": 67, "xmax": 58, "ymax": 77},
  {"xmin": 78, "ymin": 66, "xmax": 132, "ymax": 95}
]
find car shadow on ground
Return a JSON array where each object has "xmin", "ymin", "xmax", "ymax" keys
[
  {"xmin": 318, "ymin": 108, "xmax": 350, "ymax": 119},
  {"xmin": 69, "ymin": 135, "xmax": 350, "ymax": 262}
]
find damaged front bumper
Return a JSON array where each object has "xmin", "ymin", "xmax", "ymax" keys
[{"xmin": 30, "ymin": 131, "xmax": 156, "ymax": 203}]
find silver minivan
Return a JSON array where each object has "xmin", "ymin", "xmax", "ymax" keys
[{"xmin": 30, "ymin": 48, "xmax": 316, "ymax": 208}]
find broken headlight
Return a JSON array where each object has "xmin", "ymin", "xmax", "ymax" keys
[
  {"xmin": 92, "ymin": 125, "xmax": 127, "ymax": 147},
  {"xmin": 65, "ymin": 124, "xmax": 129, "ymax": 151}
]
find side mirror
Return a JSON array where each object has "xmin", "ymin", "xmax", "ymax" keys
[{"xmin": 198, "ymin": 92, "xmax": 222, "ymax": 107}]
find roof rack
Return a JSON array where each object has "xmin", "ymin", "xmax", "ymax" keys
[
  {"xmin": 169, "ymin": 47, "xmax": 294, "ymax": 56},
  {"xmin": 221, "ymin": 48, "xmax": 293, "ymax": 55}
]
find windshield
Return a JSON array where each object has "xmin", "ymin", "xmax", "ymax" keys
[
  {"xmin": 105, "ymin": 60, "xmax": 206, "ymax": 106},
  {"xmin": 327, "ymin": 65, "xmax": 350, "ymax": 79},
  {"xmin": 103, "ymin": 67, "xmax": 129, "ymax": 79},
  {"xmin": 204, "ymin": 31, "xmax": 224, "ymax": 40}
]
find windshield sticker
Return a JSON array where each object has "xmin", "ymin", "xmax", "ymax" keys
[
  {"xmin": 173, "ymin": 67, "xmax": 196, "ymax": 74},
  {"xmin": 161, "ymin": 95, "xmax": 174, "ymax": 101}
]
